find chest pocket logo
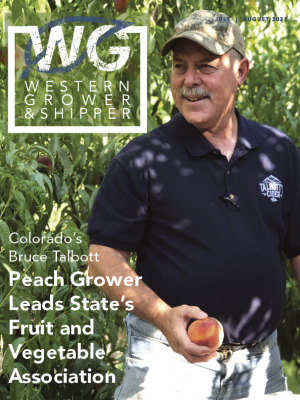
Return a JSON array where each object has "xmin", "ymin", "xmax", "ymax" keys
[{"xmin": 259, "ymin": 175, "xmax": 283, "ymax": 202}]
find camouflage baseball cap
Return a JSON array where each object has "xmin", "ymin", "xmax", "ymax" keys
[{"xmin": 160, "ymin": 10, "xmax": 245, "ymax": 58}]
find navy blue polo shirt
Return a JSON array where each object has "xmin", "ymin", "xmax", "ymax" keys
[{"xmin": 88, "ymin": 109, "xmax": 300, "ymax": 344}]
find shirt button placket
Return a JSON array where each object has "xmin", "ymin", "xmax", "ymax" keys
[{"xmin": 225, "ymin": 167, "xmax": 239, "ymax": 211}]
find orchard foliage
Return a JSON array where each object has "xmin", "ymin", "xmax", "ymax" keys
[
  {"xmin": 0, "ymin": 132, "xmax": 134, "ymax": 399},
  {"xmin": 0, "ymin": 0, "xmax": 300, "ymax": 399}
]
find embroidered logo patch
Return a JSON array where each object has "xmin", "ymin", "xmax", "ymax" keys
[{"xmin": 259, "ymin": 175, "xmax": 283, "ymax": 202}]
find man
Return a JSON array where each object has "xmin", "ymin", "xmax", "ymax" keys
[{"xmin": 87, "ymin": 10, "xmax": 300, "ymax": 399}]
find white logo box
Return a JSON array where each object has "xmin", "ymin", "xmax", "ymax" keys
[{"xmin": 8, "ymin": 25, "xmax": 147, "ymax": 134}]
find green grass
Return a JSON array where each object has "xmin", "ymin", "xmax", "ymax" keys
[{"xmin": 282, "ymin": 359, "xmax": 300, "ymax": 394}]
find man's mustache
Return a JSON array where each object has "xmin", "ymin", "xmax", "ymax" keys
[{"xmin": 178, "ymin": 87, "xmax": 214, "ymax": 99}]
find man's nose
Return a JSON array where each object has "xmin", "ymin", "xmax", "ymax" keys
[{"xmin": 184, "ymin": 67, "xmax": 202, "ymax": 86}]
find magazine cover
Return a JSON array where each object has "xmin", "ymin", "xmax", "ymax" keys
[{"xmin": 0, "ymin": 0, "xmax": 299, "ymax": 399}]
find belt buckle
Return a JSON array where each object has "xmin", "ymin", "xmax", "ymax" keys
[
  {"xmin": 221, "ymin": 348, "xmax": 232, "ymax": 360},
  {"xmin": 218, "ymin": 344, "xmax": 232, "ymax": 359},
  {"xmin": 217, "ymin": 341, "xmax": 257, "ymax": 359}
]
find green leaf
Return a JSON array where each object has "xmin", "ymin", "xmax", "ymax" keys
[
  {"xmin": 0, "ymin": 255, "xmax": 14, "ymax": 273},
  {"xmin": 81, "ymin": 382, "xmax": 95, "ymax": 396},
  {"xmin": 78, "ymin": 188, "xmax": 90, "ymax": 206},
  {"xmin": 44, "ymin": 308, "xmax": 56, "ymax": 325},
  {"xmin": 15, "ymin": 297, "xmax": 31, "ymax": 339},
  {"xmin": 0, "ymin": 172, "xmax": 16, "ymax": 184},
  {"xmin": 0, "ymin": 220, "xmax": 12, "ymax": 255},
  {"xmin": 39, "ymin": 333, "xmax": 52, "ymax": 374},
  {"xmin": 23, "ymin": 189, "xmax": 44, "ymax": 215},
  {"xmin": 34, "ymin": 0, "xmax": 50, "ymax": 13},
  {"xmin": 1, "ymin": 273, "xmax": 12, "ymax": 305},
  {"xmin": 11, "ymin": 0, "xmax": 22, "ymax": 23},
  {"xmin": 98, "ymin": 137, "xmax": 119, "ymax": 167},
  {"xmin": 71, "ymin": 137, "xmax": 82, "ymax": 167},
  {"xmin": 95, "ymin": 384, "xmax": 108, "ymax": 400},
  {"xmin": 10, "ymin": 377, "xmax": 25, "ymax": 400},
  {"xmin": 54, "ymin": 175, "xmax": 69, "ymax": 201},
  {"xmin": 0, "ymin": 324, "xmax": 12, "ymax": 350},
  {"xmin": 59, "ymin": 314, "xmax": 69, "ymax": 349},
  {"xmin": 54, "ymin": 285, "xmax": 70, "ymax": 303},
  {"xmin": 29, "ymin": 171, "xmax": 46, "ymax": 192},
  {"xmin": 68, "ymin": 311, "xmax": 83, "ymax": 327},
  {"xmin": 149, "ymin": 34, "xmax": 156, "ymax": 56},
  {"xmin": 33, "ymin": 262, "xmax": 47, "ymax": 298},
  {"xmin": 10, "ymin": 362, "xmax": 28, "ymax": 400},
  {"xmin": 89, "ymin": 186, "xmax": 100, "ymax": 214},
  {"xmin": 41, "ymin": 172, "xmax": 53, "ymax": 194},
  {"xmin": 57, "ymin": 148, "xmax": 72, "ymax": 180},
  {"xmin": 0, "ymin": 384, "xmax": 9, "ymax": 395},
  {"xmin": 253, "ymin": 84, "xmax": 267, "ymax": 113},
  {"xmin": 48, "ymin": 135, "xmax": 59, "ymax": 157},
  {"xmin": 27, "ymin": 338, "xmax": 39, "ymax": 369},
  {"xmin": 13, "ymin": 190, "xmax": 27, "ymax": 211},
  {"xmin": 107, "ymin": 320, "xmax": 118, "ymax": 347},
  {"xmin": 3, "ymin": 337, "xmax": 26, "ymax": 378},
  {"xmin": 6, "ymin": 148, "xmax": 25, "ymax": 167},
  {"xmin": 28, "ymin": 382, "xmax": 34, "ymax": 399}
]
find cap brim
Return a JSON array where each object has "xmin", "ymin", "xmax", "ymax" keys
[{"xmin": 160, "ymin": 31, "xmax": 233, "ymax": 56}]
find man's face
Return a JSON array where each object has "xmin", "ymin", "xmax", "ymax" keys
[{"xmin": 171, "ymin": 39, "xmax": 240, "ymax": 131}]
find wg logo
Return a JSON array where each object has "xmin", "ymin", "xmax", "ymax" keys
[
  {"xmin": 8, "ymin": 16, "xmax": 147, "ymax": 134},
  {"xmin": 21, "ymin": 17, "xmax": 132, "ymax": 80},
  {"xmin": 259, "ymin": 175, "xmax": 283, "ymax": 202}
]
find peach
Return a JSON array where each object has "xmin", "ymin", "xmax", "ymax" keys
[
  {"xmin": 124, "ymin": 58, "xmax": 137, "ymax": 73},
  {"xmin": 188, "ymin": 317, "xmax": 224, "ymax": 351},
  {"xmin": 114, "ymin": 0, "xmax": 129, "ymax": 12},
  {"xmin": 0, "ymin": 45, "xmax": 26, "ymax": 69},
  {"xmin": 37, "ymin": 156, "xmax": 52, "ymax": 170}
]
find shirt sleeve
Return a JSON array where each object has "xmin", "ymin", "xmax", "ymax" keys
[
  {"xmin": 87, "ymin": 158, "xmax": 149, "ymax": 252},
  {"xmin": 283, "ymin": 147, "xmax": 300, "ymax": 258}
]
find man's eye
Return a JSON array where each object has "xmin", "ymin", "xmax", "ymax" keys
[{"xmin": 200, "ymin": 64, "xmax": 215, "ymax": 70}]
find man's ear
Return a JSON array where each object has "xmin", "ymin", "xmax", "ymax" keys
[{"xmin": 236, "ymin": 58, "xmax": 250, "ymax": 87}]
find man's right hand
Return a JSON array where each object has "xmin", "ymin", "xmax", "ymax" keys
[
  {"xmin": 156, "ymin": 305, "xmax": 219, "ymax": 364},
  {"xmin": 88, "ymin": 246, "xmax": 218, "ymax": 364}
]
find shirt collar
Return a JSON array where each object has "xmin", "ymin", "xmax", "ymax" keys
[{"xmin": 175, "ymin": 108, "xmax": 262, "ymax": 157}]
